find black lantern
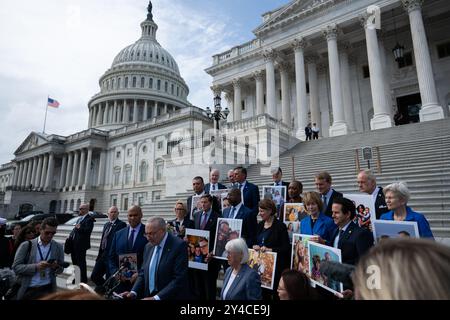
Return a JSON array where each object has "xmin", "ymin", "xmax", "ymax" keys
[
  {"xmin": 206, "ymin": 95, "xmax": 229, "ymax": 130},
  {"xmin": 391, "ymin": 9, "xmax": 404, "ymax": 62}
]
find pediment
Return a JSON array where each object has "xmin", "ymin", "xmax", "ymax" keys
[
  {"xmin": 253, "ymin": 0, "xmax": 338, "ymax": 35},
  {"xmin": 14, "ymin": 132, "xmax": 49, "ymax": 155}
]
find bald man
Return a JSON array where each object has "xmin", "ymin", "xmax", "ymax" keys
[
  {"xmin": 204, "ymin": 169, "xmax": 227, "ymax": 194},
  {"xmin": 108, "ymin": 206, "xmax": 148, "ymax": 293},
  {"xmin": 356, "ymin": 170, "xmax": 388, "ymax": 219},
  {"xmin": 91, "ymin": 206, "xmax": 127, "ymax": 292}
]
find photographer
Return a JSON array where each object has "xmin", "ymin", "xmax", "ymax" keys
[{"xmin": 12, "ymin": 217, "xmax": 64, "ymax": 300}]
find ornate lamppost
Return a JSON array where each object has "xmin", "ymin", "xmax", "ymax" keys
[{"xmin": 205, "ymin": 95, "xmax": 229, "ymax": 130}]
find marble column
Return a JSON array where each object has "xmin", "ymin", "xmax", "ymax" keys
[
  {"xmin": 65, "ymin": 152, "xmax": 73, "ymax": 190},
  {"xmin": 232, "ymin": 78, "xmax": 242, "ymax": 121},
  {"xmin": 164, "ymin": 103, "xmax": 168, "ymax": 115},
  {"xmin": 292, "ymin": 38, "xmax": 308, "ymax": 139},
  {"xmin": 17, "ymin": 161, "xmax": 24, "ymax": 188},
  {"xmin": 40, "ymin": 154, "xmax": 48, "ymax": 189},
  {"xmin": 322, "ymin": 24, "xmax": 348, "ymax": 136},
  {"xmin": 133, "ymin": 100, "xmax": 138, "ymax": 123},
  {"xmin": 84, "ymin": 148, "xmax": 93, "ymax": 190},
  {"xmin": 224, "ymin": 91, "xmax": 234, "ymax": 122},
  {"xmin": 96, "ymin": 104, "xmax": 102, "ymax": 126},
  {"xmin": 279, "ymin": 61, "xmax": 292, "ymax": 127},
  {"xmin": 30, "ymin": 157, "xmax": 38, "ymax": 188},
  {"xmin": 88, "ymin": 108, "xmax": 93, "ymax": 128},
  {"xmin": 253, "ymin": 71, "xmax": 265, "ymax": 116},
  {"xmin": 97, "ymin": 150, "xmax": 106, "ymax": 186},
  {"xmin": 306, "ymin": 55, "xmax": 321, "ymax": 133},
  {"xmin": 25, "ymin": 159, "xmax": 33, "ymax": 187},
  {"xmin": 71, "ymin": 151, "xmax": 79, "ymax": 189},
  {"xmin": 12, "ymin": 162, "xmax": 19, "ymax": 187},
  {"xmin": 402, "ymin": 0, "xmax": 444, "ymax": 121},
  {"xmin": 77, "ymin": 149, "xmax": 86, "ymax": 190},
  {"xmin": 143, "ymin": 100, "xmax": 148, "ymax": 121},
  {"xmin": 123, "ymin": 100, "xmax": 129, "ymax": 123},
  {"xmin": 59, "ymin": 154, "xmax": 67, "ymax": 189},
  {"xmin": 44, "ymin": 153, "xmax": 55, "ymax": 191},
  {"xmin": 263, "ymin": 49, "xmax": 277, "ymax": 119},
  {"xmin": 34, "ymin": 156, "xmax": 43, "ymax": 188},
  {"xmin": 103, "ymin": 102, "xmax": 108, "ymax": 124},
  {"xmin": 360, "ymin": 14, "xmax": 393, "ymax": 130},
  {"xmin": 339, "ymin": 43, "xmax": 356, "ymax": 132},
  {"xmin": 113, "ymin": 100, "xmax": 118, "ymax": 123},
  {"xmin": 154, "ymin": 101, "xmax": 158, "ymax": 118},
  {"xmin": 21, "ymin": 161, "xmax": 29, "ymax": 188}
]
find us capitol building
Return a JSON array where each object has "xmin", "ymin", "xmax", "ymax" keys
[{"xmin": 1, "ymin": 0, "xmax": 449, "ymax": 218}]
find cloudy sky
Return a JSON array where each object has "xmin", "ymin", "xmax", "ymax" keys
[{"xmin": 0, "ymin": 0, "xmax": 289, "ymax": 165}]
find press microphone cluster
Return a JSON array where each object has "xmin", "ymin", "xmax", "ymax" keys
[{"xmin": 319, "ymin": 260, "xmax": 355, "ymax": 289}]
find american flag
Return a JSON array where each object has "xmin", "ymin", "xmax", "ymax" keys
[{"xmin": 47, "ymin": 97, "xmax": 60, "ymax": 108}]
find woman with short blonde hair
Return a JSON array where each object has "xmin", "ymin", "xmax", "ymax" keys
[
  {"xmin": 353, "ymin": 239, "xmax": 450, "ymax": 300},
  {"xmin": 167, "ymin": 199, "xmax": 194, "ymax": 238}
]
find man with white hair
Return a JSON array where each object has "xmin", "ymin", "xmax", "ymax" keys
[
  {"xmin": 356, "ymin": 170, "xmax": 388, "ymax": 219},
  {"xmin": 204, "ymin": 169, "xmax": 227, "ymax": 193},
  {"xmin": 227, "ymin": 169, "xmax": 236, "ymax": 188},
  {"xmin": 122, "ymin": 216, "xmax": 189, "ymax": 300}
]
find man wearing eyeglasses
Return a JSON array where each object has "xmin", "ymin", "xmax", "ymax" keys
[
  {"xmin": 69, "ymin": 203, "xmax": 94, "ymax": 284},
  {"xmin": 12, "ymin": 217, "xmax": 64, "ymax": 300}
]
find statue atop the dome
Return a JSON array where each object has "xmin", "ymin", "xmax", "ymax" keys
[{"xmin": 147, "ymin": 1, "xmax": 153, "ymax": 20}]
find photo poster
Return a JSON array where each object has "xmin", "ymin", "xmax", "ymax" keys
[
  {"xmin": 213, "ymin": 218, "xmax": 243, "ymax": 260},
  {"xmin": 263, "ymin": 186, "xmax": 287, "ymax": 218},
  {"xmin": 284, "ymin": 203, "xmax": 307, "ymax": 243},
  {"xmin": 373, "ymin": 220, "xmax": 419, "ymax": 243},
  {"xmin": 308, "ymin": 241, "xmax": 343, "ymax": 295},
  {"xmin": 291, "ymin": 234, "xmax": 313, "ymax": 278},
  {"xmin": 209, "ymin": 188, "xmax": 231, "ymax": 212},
  {"xmin": 344, "ymin": 193, "xmax": 377, "ymax": 231},
  {"xmin": 190, "ymin": 195, "xmax": 203, "ymax": 220},
  {"xmin": 118, "ymin": 253, "xmax": 138, "ymax": 280},
  {"xmin": 247, "ymin": 249, "xmax": 277, "ymax": 290},
  {"xmin": 185, "ymin": 228, "xmax": 210, "ymax": 271}
]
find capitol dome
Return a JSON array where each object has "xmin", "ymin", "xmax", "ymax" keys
[{"xmin": 88, "ymin": 1, "xmax": 191, "ymax": 131}]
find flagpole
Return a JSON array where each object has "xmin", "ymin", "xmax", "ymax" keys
[{"xmin": 43, "ymin": 95, "xmax": 49, "ymax": 134}]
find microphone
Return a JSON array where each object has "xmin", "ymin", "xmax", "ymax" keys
[{"xmin": 319, "ymin": 260, "xmax": 355, "ymax": 289}]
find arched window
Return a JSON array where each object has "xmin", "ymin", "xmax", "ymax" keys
[
  {"xmin": 112, "ymin": 79, "xmax": 115, "ymax": 89},
  {"xmin": 125, "ymin": 77, "xmax": 129, "ymax": 88},
  {"xmin": 171, "ymin": 84, "xmax": 174, "ymax": 95},
  {"xmin": 70, "ymin": 199, "xmax": 75, "ymax": 211},
  {"xmin": 165, "ymin": 81, "xmax": 168, "ymax": 92},
  {"xmin": 149, "ymin": 78, "xmax": 153, "ymax": 89},
  {"xmin": 63, "ymin": 200, "xmax": 68, "ymax": 213},
  {"xmin": 117, "ymin": 78, "xmax": 121, "ymax": 89},
  {"xmin": 76, "ymin": 199, "xmax": 81, "ymax": 211},
  {"xmin": 141, "ymin": 77, "xmax": 145, "ymax": 88},
  {"xmin": 139, "ymin": 161, "xmax": 148, "ymax": 183},
  {"xmin": 132, "ymin": 77, "xmax": 137, "ymax": 88},
  {"xmin": 157, "ymin": 80, "xmax": 161, "ymax": 90},
  {"xmin": 124, "ymin": 165, "xmax": 132, "ymax": 185}
]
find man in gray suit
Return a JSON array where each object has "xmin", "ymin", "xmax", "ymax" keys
[{"xmin": 12, "ymin": 217, "xmax": 64, "ymax": 300}]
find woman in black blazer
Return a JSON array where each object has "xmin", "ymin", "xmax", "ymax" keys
[
  {"xmin": 167, "ymin": 200, "xmax": 194, "ymax": 238},
  {"xmin": 253, "ymin": 199, "xmax": 290, "ymax": 300}
]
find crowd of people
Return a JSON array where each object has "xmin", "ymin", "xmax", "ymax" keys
[{"xmin": 1, "ymin": 166, "xmax": 448, "ymax": 301}]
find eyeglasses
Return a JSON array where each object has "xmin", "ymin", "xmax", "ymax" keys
[{"xmin": 79, "ymin": 207, "xmax": 88, "ymax": 210}]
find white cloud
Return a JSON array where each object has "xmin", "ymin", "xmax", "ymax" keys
[{"xmin": 0, "ymin": 0, "xmax": 239, "ymax": 164}]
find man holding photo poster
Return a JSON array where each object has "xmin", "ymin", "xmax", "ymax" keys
[
  {"xmin": 331, "ymin": 197, "xmax": 374, "ymax": 266},
  {"xmin": 222, "ymin": 189, "xmax": 257, "ymax": 247}
]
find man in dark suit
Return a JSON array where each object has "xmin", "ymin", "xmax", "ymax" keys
[
  {"xmin": 187, "ymin": 176, "xmax": 206, "ymax": 218},
  {"xmin": 222, "ymin": 189, "xmax": 256, "ymax": 247},
  {"xmin": 271, "ymin": 167, "xmax": 290, "ymax": 201},
  {"xmin": 121, "ymin": 216, "xmax": 189, "ymax": 300},
  {"xmin": 315, "ymin": 171, "xmax": 343, "ymax": 217},
  {"xmin": 357, "ymin": 170, "xmax": 389, "ymax": 219},
  {"xmin": 69, "ymin": 203, "xmax": 94, "ymax": 283},
  {"xmin": 331, "ymin": 197, "xmax": 374, "ymax": 266},
  {"xmin": 204, "ymin": 168, "xmax": 227, "ymax": 194},
  {"xmin": 108, "ymin": 205, "xmax": 148, "ymax": 292},
  {"xmin": 192, "ymin": 194, "xmax": 221, "ymax": 300},
  {"xmin": 91, "ymin": 206, "xmax": 126, "ymax": 292},
  {"xmin": 234, "ymin": 166, "xmax": 260, "ymax": 218}
]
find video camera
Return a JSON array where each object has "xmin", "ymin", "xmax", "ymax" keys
[{"xmin": 319, "ymin": 260, "xmax": 355, "ymax": 289}]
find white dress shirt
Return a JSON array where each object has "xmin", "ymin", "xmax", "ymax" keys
[
  {"xmin": 333, "ymin": 221, "xmax": 352, "ymax": 248},
  {"xmin": 222, "ymin": 270, "xmax": 238, "ymax": 300},
  {"xmin": 30, "ymin": 237, "xmax": 52, "ymax": 287}
]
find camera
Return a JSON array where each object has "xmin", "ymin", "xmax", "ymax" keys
[{"xmin": 47, "ymin": 259, "xmax": 70, "ymax": 268}]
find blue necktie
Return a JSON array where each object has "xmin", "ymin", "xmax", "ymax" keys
[
  {"xmin": 230, "ymin": 207, "xmax": 236, "ymax": 219},
  {"xmin": 128, "ymin": 228, "xmax": 135, "ymax": 250},
  {"xmin": 149, "ymin": 245, "xmax": 161, "ymax": 294},
  {"xmin": 212, "ymin": 184, "xmax": 216, "ymax": 191}
]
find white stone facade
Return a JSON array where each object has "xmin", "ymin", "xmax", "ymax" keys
[{"xmin": 206, "ymin": 0, "xmax": 450, "ymax": 138}]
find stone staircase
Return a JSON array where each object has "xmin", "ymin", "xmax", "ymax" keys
[{"xmin": 53, "ymin": 118, "xmax": 450, "ymax": 288}]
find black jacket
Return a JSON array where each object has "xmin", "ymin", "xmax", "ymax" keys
[
  {"xmin": 323, "ymin": 189, "xmax": 343, "ymax": 217},
  {"xmin": 71, "ymin": 214, "xmax": 95, "ymax": 252},
  {"xmin": 331, "ymin": 221, "xmax": 374, "ymax": 265},
  {"xmin": 97, "ymin": 219, "xmax": 127, "ymax": 260},
  {"xmin": 374, "ymin": 187, "xmax": 389, "ymax": 219}
]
